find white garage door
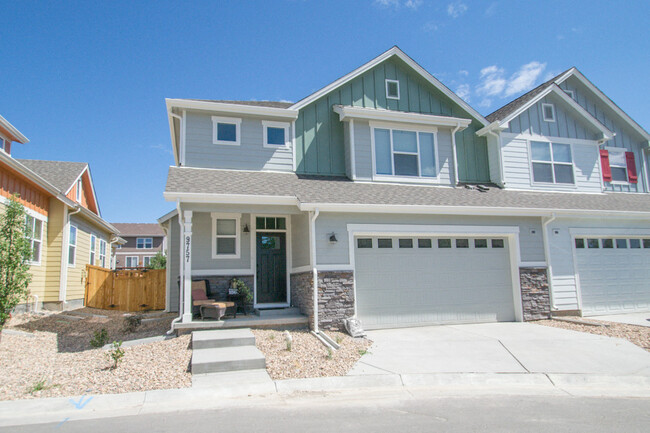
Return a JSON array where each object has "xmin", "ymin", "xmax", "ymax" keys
[
  {"xmin": 354, "ymin": 236, "xmax": 516, "ymax": 329},
  {"xmin": 574, "ymin": 237, "xmax": 650, "ymax": 315}
]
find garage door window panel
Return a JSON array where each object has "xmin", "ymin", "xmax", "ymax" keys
[
  {"xmin": 456, "ymin": 239, "xmax": 469, "ymax": 248},
  {"xmin": 378, "ymin": 238, "xmax": 393, "ymax": 249},
  {"xmin": 398, "ymin": 238, "xmax": 413, "ymax": 248},
  {"xmin": 615, "ymin": 239, "xmax": 627, "ymax": 249},
  {"xmin": 491, "ymin": 239, "xmax": 505, "ymax": 248},
  {"xmin": 587, "ymin": 239, "xmax": 599, "ymax": 249},
  {"xmin": 438, "ymin": 239, "xmax": 452, "ymax": 248},
  {"xmin": 357, "ymin": 238, "xmax": 372, "ymax": 249},
  {"xmin": 644, "ymin": 239, "xmax": 650, "ymax": 248},
  {"xmin": 601, "ymin": 239, "xmax": 613, "ymax": 249},
  {"xmin": 575, "ymin": 238, "xmax": 585, "ymax": 248},
  {"xmin": 630, "ymin": 239, "xmax": 641, "ymax": 248},
  {"xmin": 418, "ymin": 238, "xmax": 432, "ymax": 248}
]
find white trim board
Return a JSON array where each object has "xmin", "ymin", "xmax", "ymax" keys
[
  {"xmin": 166, "ymin": 99, "xmax": 299, "ymax": 120},
  {"xmin": 334, "ymin": 105, "xmax": 472, "ymax": 129}
]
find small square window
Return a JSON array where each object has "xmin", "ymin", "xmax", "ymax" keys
[
  {"xmin": 398, "ymin": 238, "xmax": 413, "ymax": 248},
  {"xmin": 587, "ymin": 239, "xmax": 599, "ymax": 249},
  {"xmin": 474, "ymin": 239, "xmax": 488, "ymax": 248},
  {"xmin": 385, "ymin": 79, "xmax": 400, "ymax": 100},
  {"xmin": 267, "ymin": 127, "xmax": 285, "ymax": 145},
  {"xmin": 491, "ymin": 239, "xmax": 505, "ymax": 248},
  {"xmin": 630, "ymin": 239, "xmax": 641, "ymax": 249},
  {"xmin": 643, "ymin": 239, "xmax": 650, "ymax": 249},
  {"xmin": 615, "ymin": 239, "xmax": 627, "ymax": 249},
  {"xmin": 542, "ymin": 103, "xmax": 556, "ymax": 122},
  {"xmin": 418, "ymin": 239, "xmax": 432, "ymax": 248},
  {"xmin": 357, "ymin": 238, "xmax": 372, "ymax": 249},
  {"xmin": 456, "ymin": 239, "xmax": 469, "ymax": 248},
  {"xmin": 438, "ymin": 238, "xmax": 451, "ymax": 248},
  {"xmin": 263, "ymin": 121, "xmax": 290, "ymax": 148},
  {"xmin": 602, "ymin": 239, "xmax": 613, "ymax": 249},
  {"xmin": 378, "ymin": 238, "xmax": 392, "ymax": 248},
  {"xmin": 575, "ymin": 238, "xmax": 585, "ymax": 249},
  {"xmin": 265, "ymin": 217, "xmax": 276, "ymax": 230},
  {"xmin": 217, "ymin": 123, "xmax": 236, "ymax": 141},
  {"xmin": 212, "ymin": 116, "xmax": 241, "ymax": 145}
]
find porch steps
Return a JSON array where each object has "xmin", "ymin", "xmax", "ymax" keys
[
  {"xmin": 255, "ymin": 307, "xmax": 302, "ymax": 318},
  {"xmin": 191, "ymin": 328, "xmax": 266, "ymax": 375}
]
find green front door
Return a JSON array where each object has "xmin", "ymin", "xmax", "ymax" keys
[{"xmin": 256, "ymin": 232, "xmax": 287, "ymax": 304}]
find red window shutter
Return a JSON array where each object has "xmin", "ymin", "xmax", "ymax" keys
[
  {"xmin": 599, "ymin": 149, "xmax": 612, "ymax": 182},
  {"xmin": 625, "ymin": 151, "xmax": 638, "ymax": 184}
]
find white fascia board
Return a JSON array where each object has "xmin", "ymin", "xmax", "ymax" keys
[
  {"xmin": 0, "ymin": 114, "xmax": 29, "ymax": 144},
  {"xmin": 499, "ymin": 85, "xmax": 614, "ymax": 140},
  {"xmin": 333, "ymin": 105, "xmax": 472, "ymax": 129},
  {"xmin": 347, "ymin": 223, "xmax": 520, "ymax": 236},
  {"xmin": 290, "ymin": 47, "xmax": 488, "ymax": 127},
  {"xmin": 298, "ymin": 201, "xmax": 650, "ymax": 219},
  {"xmin": 74, "ymin": 206, "xmax": 119, "ymax": 235},
  {"xmin": 165, "ymin": 98, "xmax": 299, "ymax": 120},
  {"xmin": 476, "ymin": 120, "xmax": 508, "ymax": 136},
  {"xmin": 166, "ymin": 106, "xmax": 180, "ymax": 167},
  {"xmin": 157, "ymin": 208, "xmax": 178, "ymax": 224},
  {"xmin": 164, "ymin": 191, "xmax": 299, "ymax": 206},
  {"xmin": 555, "ymin": 69, "xmax": 650, "ymax": 141}
]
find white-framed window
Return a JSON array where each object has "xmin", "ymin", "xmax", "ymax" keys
[
  {"xmin": 143, "ymin": 256, "xmax": 153, "ymax": 267},
  {"xmin": 89, "ymin": 234, "xmax": 97, "ymax": 265},
  {"xmin": 99, "ymin": 239, "xmax": 107, "ymax": 268},
  {"xmin": 542, "ymin": 103, "xmax": 556, "ymax": 122},
  {"xmin": 0, "ymin": 137, "xmax": 7, "ymax": 153},
  {"xmin": 68, "ymin": 225, "xmax": 77, "ymax": 266},
  {"xmin": 385, "ymin": 79, "xmax": 400, "ymax": 100},
  {"xmin": 25, "ymin": 215, "xmax": 43, "ymax": 264},
  {"xmin": 372, "ymin": 124, "xmax": 438, "ymax": 181},
  {"xmin": 76, "ymin": 178, "xmax": 82, "ymax": 202},
  {"xmin": 211, "ymin": 213, "xmax": 240, "ymax": 259},
  {"xmin": 125, "ymin": 256, "xmax": 139, "ymax": 267},
  {"xmin": 262, "ymin": 121, "xmax": 290, "ymax": 149},
  {"xmin": 564, "ymin": 89, "xmax": 575, "ymax": 100},
  {"xmin": 606, "ymin": 147, "xmax": 629, "ymax": 183},
  {"xmin": 136, "ymin": 237, "xmax": 153, "ymax": 249},
  {"xmin": 530, "ymin": 141, "xmax": 575, "ymax": 184},
  {"xmin": 212, "ymin": 116, "xmax": 242, "ymax": 146}
]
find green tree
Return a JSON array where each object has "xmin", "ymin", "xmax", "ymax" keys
[
  {"xmin": 0, "ymin": 195, "xmax": 33, "ymax": 331},
  {"xmin": 146, "ymin": 252, "xmax": 166, "ymax": 269}
]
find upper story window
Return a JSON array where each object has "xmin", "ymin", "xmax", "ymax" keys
[
  {"xmin": 0, "ymin": 138, "xmax": 6, "ymax": 153},
  {"xmin": 262, "ymin": 121, "xmax": 290, "ymax": 149},
  {"xmin": 90, "ymin": 234, "xmax": 97, "ymax": 265},
  {"xmin": 212, "ymin": 116, "xmax": 242, "ymax": 146},
  {"xmin": 68, "ymin": 225, "xmax": 77, "ymax": 266},
  {"xmin": 607, "ymin": 148, "xmax": 629, "ymax": 182},
  {"xmin": 530, "ymin": 141, "xmax": 574, "ymax": 184},
  {"xmin": 211, "ymin": 213, "xmax": 240, "ymax": 259},
  {"xmin": 76, "ymin": 178, "xmax": 82, "ymax": 202},
  {"xmin": 25, "ymin": 215, "xmax": 43, "ymax": 264},
  {"xmin": 372, "ymin": 125, "xmax": 437, "ymax": 181},
  {"xmin": 385, "ymin": 79, "xmax": 400, "ymax": 100},
  {"xmin": 542, "ymin": 103, "xmax": 556, "ymax": 122},
  {"xmin": 99, "ymin": 239, "xmax": 107, "ymax": 268},
  {"xmin": 137, "ymin": 237, "xmax": 153, "ymax": 249}
]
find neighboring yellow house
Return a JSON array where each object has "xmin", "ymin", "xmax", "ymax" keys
[{"xmin": 0, "ymin": 114, "xmax": 122, "ymax": 311}]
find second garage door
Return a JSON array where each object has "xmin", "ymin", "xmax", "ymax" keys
[{"xmin": 354, "ymin": 236, "xmax": 516, "ymax": 329}]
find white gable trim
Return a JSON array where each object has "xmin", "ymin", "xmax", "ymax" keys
[
  {"xmin": 289, "ymin": 47, "xmax": 488, "ymax": 127},
  {"xmin": 333, "ymin": 105, "xmax": 472, "ymax": 129},
  {"xmin": 0, "ymin": 114, "xmax": 29, "ymax": 144},
  {"xmin": 165, "ymin": 99, "xmax": 298, "ymax": 120},
  {"xmin": 555, "ymin": 68, "xmax": 650, "ymax": 142}
]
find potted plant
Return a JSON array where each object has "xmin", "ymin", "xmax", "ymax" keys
[{"xmin": 230, "ymin": 278, "xmax": 253, "ymax": 314}]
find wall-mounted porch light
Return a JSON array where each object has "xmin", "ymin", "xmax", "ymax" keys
[
  {"xmin": 328, "ymin": 233, "xmax": 338, "ymax": 244},
  {"xmin": 243, "ymin": 224, "xmax": 250, "ymax": 233}
]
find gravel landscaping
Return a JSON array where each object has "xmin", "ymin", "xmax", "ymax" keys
[
  {"xmin": 252, "ymin": 329, "xmax": 372, "ymax": 380},
  {"xmin": 535, "ymin": 318, "xmax": 650, "ymax": 352},
  {"xmin": 0, "ymin": 309, "xmax": 191, "ymax": 401}
]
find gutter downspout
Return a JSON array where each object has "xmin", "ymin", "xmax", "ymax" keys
[
  {"xmin": 450, "ymin": 123, "xmax": 462, "ymax": 186},
  {"xmin": 486, "ymin": 129, "xmax": 506, "ymax": 187},
  {"xmin": 542, "ymin": 213, "xmax": 557, "ymax": 312},
  {"xmin": 167, "ymin": 200, "xmax": 184, "ymax": 334},
  {"xmin": 60, "ymin": 205, "xmax": 81, "ymax": 307},
  {"xmin": 310, "ymin": 208, "xmax": 320, "ymax": 333}
]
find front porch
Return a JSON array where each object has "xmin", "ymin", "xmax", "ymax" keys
[{"xmin": 173, "ymin": 310, "xmax": 309, "ymax": 331}]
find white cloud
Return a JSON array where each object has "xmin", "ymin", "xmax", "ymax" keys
[
  {"xmin": 485, "ymin": 2, "xmax": 498, "ymax": 16},
  {"xmin": 404, "ymin": 0, "xmax": 423, "ymax": 9},
  {"xmin": 373, "ymin": 0, "xmax": 400, "ymax": 8},
  {"xmin": 456, "ymin": 84, "xmax": 471, "ymax": 102},
  {"xmin": 447, "ymin": 1, "xmax": 468, "ymax": 18},
  {"xmin": 458, "ymin": 69, "xmax": 469, "ymax": 77},
  {"xmin": 504, "ymin": 61, "xmax": 546, "ymax": 96},
  {"xmin": 477, "ymin": 65, "xmax": 506, "ymax": 96},
  {"xmin": 478, "ymin": 98, "xmax": 492, "ymax": 108},
  {"xmin": 423, "ymin": 21, "xmax": 439, "ymax": 32}
]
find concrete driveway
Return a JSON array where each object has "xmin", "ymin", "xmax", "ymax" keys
[{"xmin": 348, "ymin": 323, "xmax": 650, "ymax": 376}]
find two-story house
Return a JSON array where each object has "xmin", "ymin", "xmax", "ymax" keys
[
  {"xmin": 112, "ymin": 223, "xmax": 166, "ymax": 269},
  {"xmin": 159, "ymin": 47, "xmax": 650, "ymax": 331},
  {"xmin": 0, "ymin": 114, "xmax": 122, "ymax": 311}
]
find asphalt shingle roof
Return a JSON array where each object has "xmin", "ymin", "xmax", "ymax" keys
[
  {"xmin": 111, "ymin": 223, "xmax": 164, "ymax": 237},
  {"xmin": 16, "ymin": 159, "xmax": 87, "ymax": 192},
  {"xmin": 165, "ymin": 167, "xmax": 650, "ymax": 214}
]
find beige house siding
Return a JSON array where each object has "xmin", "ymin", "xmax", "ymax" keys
[{"xmin": 43, "ymin": 198, "xmax": 65, "ymax": 302}]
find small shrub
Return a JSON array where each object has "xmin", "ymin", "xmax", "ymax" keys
[
  {"xmin": 122, "ymin": 314, "xmax": 142, "ymax": 333},
  {"xmin": 358, "ymin": 348, "xmax": 370, "ymax": 356},
  {"xmin": 28, "ymin": 379, "xmax": 46, "ymax": 394},
  {"xmin": 335, "ymin": 335, "xmax": 343, "ymax": 344},
  {"xmin": 327, "ymin": 347, "xmax": 333, "ymax": 360},
  {"xmin": 269, "ymin": 334, "xmax": 275, "ymax": 340},
  {"xmin": 107, "ymin": 341, "xmax": 125, "ymax": 369},
  {"xmin": 90, "ymin": 328, "xmax": 109, "ymax": 348}
]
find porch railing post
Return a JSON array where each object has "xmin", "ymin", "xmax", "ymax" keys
[{"xmin": 182, "ymin": 210, "xmax": 193, "ymax": 323}]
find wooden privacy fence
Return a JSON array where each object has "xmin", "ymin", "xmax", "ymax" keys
[{"xmin": 85, "ymin": 265, "xmax": 166, "ymax": 311}]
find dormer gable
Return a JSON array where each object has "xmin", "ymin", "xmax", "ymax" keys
[{"xmin": 0, "ymin": 114, "xmax": 29, "ymax": 157}]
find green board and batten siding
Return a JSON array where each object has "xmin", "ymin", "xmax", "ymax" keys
[{"xmin": 294, "ymin": 57, "xmax": 490, "ymax": 183}]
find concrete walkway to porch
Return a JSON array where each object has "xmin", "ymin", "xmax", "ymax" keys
[{"xmin": 348, "ymin": 322, "xmax": 650, "ymax": 376}]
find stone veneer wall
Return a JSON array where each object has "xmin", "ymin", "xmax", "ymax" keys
[
  {"xmin": 519, "ymin": 267, "xmax": 551, "ymax": 321},
  {"xmin": 199, "ymin": 275, "xmax": 254, "ymax": 301},
  {"xmin": 290, "ymin": 270, "xmax": 355, "ymax": 331}
]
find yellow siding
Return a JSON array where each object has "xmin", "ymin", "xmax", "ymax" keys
[
  {"xmin": 66, "ymin": 215, "xmax": 111, "ymax": 301},
  {"xmin": 43, "ymin": 198, "xmax": 65, "ymax": 302}
]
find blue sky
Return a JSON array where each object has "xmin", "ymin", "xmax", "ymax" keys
[{"xmin": 1, "ymin": 0, "xmax": 648, "ymax": 223}]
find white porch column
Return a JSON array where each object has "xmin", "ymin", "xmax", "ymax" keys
[{"xmin": 182, "ymin": 211, "xmax": 193, "ymax": 323}]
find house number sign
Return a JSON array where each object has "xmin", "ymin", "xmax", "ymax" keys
[{"xmin": 185, "ymin": 235, "xmax": 191, "ymax": 263}]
